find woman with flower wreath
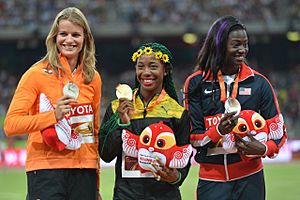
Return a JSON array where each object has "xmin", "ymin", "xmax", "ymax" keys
[{"xmin": 99, "ymin": 42, "xmax": 191, "ymax": 200}]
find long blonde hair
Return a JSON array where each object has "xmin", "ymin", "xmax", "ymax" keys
[{"xmin": 37, "ymin": 7, "xmax": 96, "ymax": 84}]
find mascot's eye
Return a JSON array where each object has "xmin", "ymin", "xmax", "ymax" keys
[
  {"xmin": 254, "ymin": 120, "xmax": 262, "ymax": 128},
  {"xmin": 142, "ymin": 135, "xmax": 150, "ymax": 144},
  {"xmin": 238, "ymin": 124, "xmax": 247, "ymax": 132},
  {"xmin": 157, "ymin": 139, "xmax": 166, "ymax": 148},
  {"xmin": 233, "ymin": 118, "xmax": 248, "ymax": 134},
  {"xmin": 251, "ymin": 112, "xmax": 266, "ymax": 130}
]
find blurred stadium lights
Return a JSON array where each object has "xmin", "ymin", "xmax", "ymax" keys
[
  {"xmin": 286, "ymin": 31, "xmax": 300, "ymax": 42},
  {"xmin": 182, "ymin": 32, "xmax": 198, "ymax": 45},
  {"xmin": 182, "ymin": 22, "xmax": 199, "ymax": 45}
]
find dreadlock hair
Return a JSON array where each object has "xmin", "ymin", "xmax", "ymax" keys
[
  {"xmin": 194, "ymin": 15, "xmax": 247, "ymax": 82},
  {"xmin": 133, "ymin": 42, "xmax": 179, "ymax": 103},
  {"xmin": 100, "ymin": 43, "xmax": 178, "ymax": 154}
]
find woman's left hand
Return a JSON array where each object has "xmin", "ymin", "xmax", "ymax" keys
[
  {"xmin": 96, "ymin": 192, "xmax": 102, "ymax": 200},
  {"xmin": 151, "ymin": 158, "xmax": 179, "ymax": 183},
  {"xmin": 235, "ymin": 134, "xmax": 266, "ymax": 156}
]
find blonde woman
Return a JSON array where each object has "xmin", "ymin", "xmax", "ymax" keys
[{"xmin": 4, "ymin": 7, "xmax": 102, "ymax": 199}]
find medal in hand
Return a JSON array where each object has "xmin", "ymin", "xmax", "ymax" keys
[
  {"xmin": 63, "ymin": 82, "xmax": 79, "ymax": 99},
  {"xmin": 116, "ymin": 84, "xmax": 133, "ymax": 100},
  {"xmin": 224, "ymin": 97, "xmax": 241, "ymax": 116}
]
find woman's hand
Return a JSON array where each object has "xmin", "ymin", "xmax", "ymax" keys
[
  {"xmin": 235, "ymin": 134, "xmax": 266, "ymax": 156},
  {"xmin": 117, "ymin": 98, "xmax": 134, "ymax": 124},
  {"xmin": 218, "ymin": 111, "xmax": 239, "ymax": 135},
  {"xmin": 151, "ymin": 158, "xmax": 180, "ymax": 183},
  {"xmin": 97, "ymin": 192, "xmax": 102, "ymax": 200},
  {"xmin": 54, "ymin": 95, "xmax": 77, "ymax": 121}
]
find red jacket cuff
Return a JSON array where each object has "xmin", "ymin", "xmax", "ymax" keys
[
  {"xmin": 265, "ymin": 140, "xmax": 277, "ymax": 158},
  {"xmin": 206, "ymin": 124, "xmax": 223, "ymax": 143}
]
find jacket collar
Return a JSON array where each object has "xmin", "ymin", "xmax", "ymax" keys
[
  {"xmin": 202, "ymin": 63, "xmax": 254, "ymax": 82},
  {"xmin": 58, "ymin": 53, "xmax": 83, "ymax": 75},
  {"xmin": 238, "ymin": 63, "xmax": 254, "ymax": 82}
]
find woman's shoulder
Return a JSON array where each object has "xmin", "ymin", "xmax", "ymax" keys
[
  {"xmin": 90, "ymin": 69, "xmax": 102, "ymax": 86},
  {"xmin": 21, "ymin": 61, "xmax": 50, "ymax": 78},
  {"xmin": 250, "ymin": 68, "xmax": 272, "ymax": 84},
  {"xmin": 186, "ymin": 70, "xmax": 204, "ymax": 81},
  {"xmin": 93, "ymin": 69, "xmax": 101, "ymax": 78},
  {"xmin": 162, "ymin": 94, "xmax": 185, "ymax": 115},
  {"xmin": 110, "ymin": 99, "xmax": 119, "ymax": 113},
  {"xmin": 184, "ymin": 70, "xmax": 204, "ymax": 89},
  {"xmin": 241, "ymin": 66, "xmax": 274, "ymax": 90}
]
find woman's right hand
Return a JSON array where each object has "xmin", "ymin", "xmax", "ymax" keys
[
  {"xmin": 151, "ymin": 158, "xmax": 180, "ymax": 183},
  {"xmin": 117, "ymin": 98, "xmax": 134, "ymax": 124},
  {"xmin": 218, "ymin": 111, "xmax": 239, "ymax": 135},
  {"xmin": 54, "ymin": 95, "xmax": 77, "ymax": 121}
]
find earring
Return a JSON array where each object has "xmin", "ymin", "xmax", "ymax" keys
[{"xmin": 164, "ymin": 72, "xmax": 167, "ymax": 76}]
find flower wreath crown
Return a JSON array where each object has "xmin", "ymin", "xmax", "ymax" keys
[{"xmin": 131, "ymin": 47, "xmax": 170, "ymax": 63}]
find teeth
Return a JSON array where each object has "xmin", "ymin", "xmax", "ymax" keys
[
  {"xmin": 63, "ymin": 45, "xmax": 76, "ymax": 49},
  {"xmin": 144, "ymin": 79, "xmax": 153, "ymax": 83}
]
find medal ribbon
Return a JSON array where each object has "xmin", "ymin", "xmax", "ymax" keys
[
  {"xmin": 58, "ymin": 69, "xmax": 74, "ymax": 89},
  {"xmin": 58, "ymin": 54, "xmax": 81, "ymax": 86},
  {"xmin": 133, "ymin": 89, "xmax": 166, "ymax": 111},
  {"xmin": 58, "ymin": 67, "xmax": 79, "ymax": 99},
  {"xmin": 217, "ymin": 70, "xmax": 239, "ymax": 103}
]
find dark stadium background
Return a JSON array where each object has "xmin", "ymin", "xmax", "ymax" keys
[{"xmin": 0, "ymin": 1, "xmax": 300, "ymax": 199}]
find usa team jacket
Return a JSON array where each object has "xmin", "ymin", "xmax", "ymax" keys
[
  {"xmin": 184, "ymin": 64, "xmax": 287, "ymax": 181},
  {"xmin": 4, "ymin": 54, "xmax": 101, "ymax": 172},
  {"xmin": 99, "ymin": 90, "xmax": 191, "ymax": 200}
]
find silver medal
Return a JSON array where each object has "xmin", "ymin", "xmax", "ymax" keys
[
  {"xmin": 63, "ymin": 82, "xmax": 79, "ymax": 99},
  {"xmin": 224, "ymin": 97, "xmax": 241, "ymax": 116}
]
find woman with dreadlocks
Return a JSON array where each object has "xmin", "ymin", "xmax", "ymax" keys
[
  {"xmin": 99, "ymin": 42, "xmax": 191, "ymax": 200},
  {"xmin": 184, "ymin": 16, "xmax": 287, "ymax": 200}
]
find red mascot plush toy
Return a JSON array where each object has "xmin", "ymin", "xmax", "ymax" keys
[
  {"xmin": 223, "ymin": 110, "xmax": 270, "ymax": 160},
  {"xmin": 122, "ymin": 121, "xmax": 192, "ymax": 173}
]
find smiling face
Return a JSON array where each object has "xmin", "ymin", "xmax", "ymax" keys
[
  {"xmin": 225, "ymin": 29, "xmax": 248, "ymax": 69},
  {"xmin": 56, "ymin": 19, "xmax": 84, "ymax": 66},
  {"xmin": 136, "ymin": 54, "xmax": 166, "ymax": 97}
]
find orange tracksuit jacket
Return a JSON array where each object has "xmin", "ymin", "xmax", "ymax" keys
[{"xmin": 4, "ymin": 55, "xmax": 101, "ymax": 172}]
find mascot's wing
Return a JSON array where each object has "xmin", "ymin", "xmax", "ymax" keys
[
  {"xmin": 268, "ymin": 114, "xmax": 284, "ymax": 140},
  {"xmin": 122, "ymin": 129, "xmax": 139, "ymax": 158},
  {"xmin": 40, "ymin": 93, "xmax": 82, "ymax": 151},
  {"xmin": 169, "ymin": 144, "xmax": 192, "ymax": 168}
]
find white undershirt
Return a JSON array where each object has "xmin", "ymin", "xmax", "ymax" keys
[{"xmin": 223, "ymin": 74, "xmax": 236, "ymax": 98}]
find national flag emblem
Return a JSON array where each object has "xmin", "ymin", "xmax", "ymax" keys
[{"xmin": 239, "ymin": 87, "xmax": 251, "ymax": 95}]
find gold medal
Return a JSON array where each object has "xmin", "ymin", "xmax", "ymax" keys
[
  {"xmin": 116, "ymin": 84, "xmax": 133, "ymax": 100},
  {"xmin": 63, "ymin": 82, "xmax": 79, "ymax": 99}
]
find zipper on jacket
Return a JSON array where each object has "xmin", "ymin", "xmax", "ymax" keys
[
  {"xmin": 143, "ymin": 107, "xmax": 147, "ymax": 118},
  {"xmin": 141, "ymin": 94, "xmax": 156, "ymax": 118},
  {"xmin": 161, "ymin": 105, "xmax": 168, "ymax": 114},
  {"xmin": 224, "ymin": 154, "xmax": 229, "ymax": 180}
]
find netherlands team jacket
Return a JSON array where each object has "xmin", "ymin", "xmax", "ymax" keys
[{"xmin": 4, "ymin": 55, "xmax": 101, "ymax": 172}]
